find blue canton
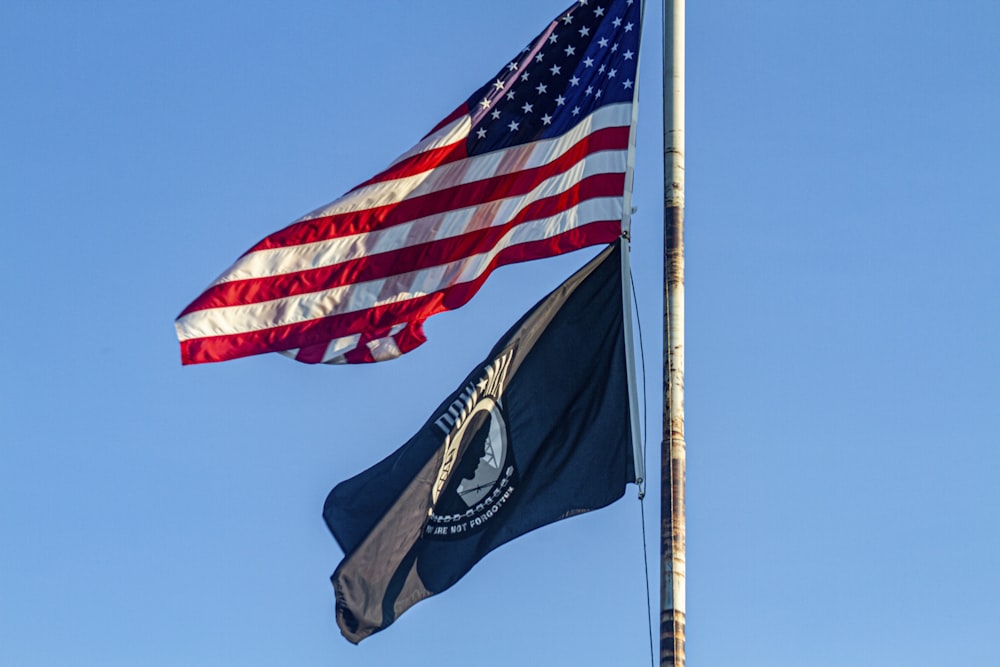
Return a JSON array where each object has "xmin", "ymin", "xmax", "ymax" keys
[{"xmin": 465, "ymin": 0, "xmax": 641, "ymax": 156}]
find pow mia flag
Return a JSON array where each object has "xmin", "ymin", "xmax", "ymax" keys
[{"xmin": 323, "ymin": 240, "xmax": 636, "ymax": 644}]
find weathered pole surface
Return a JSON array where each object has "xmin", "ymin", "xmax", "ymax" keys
[{"xmin": 661, "ymin": 0, "xmax": 686, "ymax": 665}]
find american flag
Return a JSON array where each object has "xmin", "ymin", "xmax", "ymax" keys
[{"xmin": 176, "ymin": 0, "xmax": 641, "ymax": 365}]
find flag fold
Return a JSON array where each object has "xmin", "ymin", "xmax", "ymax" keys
[
  {"xmin": 324, "ymin": 239, "xmax": 635, "ymax": 643},
  {"xmin": 176, "ymin": 0, "xmax": 642, "ymax": 365}
]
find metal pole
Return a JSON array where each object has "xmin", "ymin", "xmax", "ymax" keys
[{"xmin": 661, "ymin": 0, "xmax": 686, "ymax": 665}]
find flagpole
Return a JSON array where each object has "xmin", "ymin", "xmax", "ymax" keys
[{"xmin": 661, "ymin": 0, "xmax": 686, "ymax": 665}]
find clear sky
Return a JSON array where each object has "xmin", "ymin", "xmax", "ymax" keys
[{"xmin": 2, "ymin": 1, "xmax": 998, "ymax": 665}]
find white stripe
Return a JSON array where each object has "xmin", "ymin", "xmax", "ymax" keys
[
  {"xmin": 176, "ymin": 196, "xmax": 622, "ymax": 341},
  {"xmin": 450, "ymin": 197, "xmax": 621, "ymax": 286},
  {"xmin": 290, "ymin": 103, "xmax": 632, "ymax": 225},
  {"xmin": 211, "ymin": 149, "xmax": 627, "ymax": 283},
  {"xmin": 366, "ymin": 335, "xmax": 403, "ymax": 362},
  {"xmin": 322, "ymin": 333, "xmax": 362, "ymax": 359}
]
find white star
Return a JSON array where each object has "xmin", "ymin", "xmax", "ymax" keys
[
  {"xmin": 598, "ymin": 37, "xmax": 609, "ymax": 48},
  {"xmin": 578, "ymin": 0, "xmax": 588, "ymax": 5},
  {"xmin": 564, "ymin": 45, "xmax": 576, "ymax": 56},
  {"xmin": 623, "ymin": 78, "xmax": 633, "ymax": 90},
  {"xmin": 492, "ymin": 109, "xmax": 502, "ymax": 120},
  {"xmin": 572, "ymin": 106, "xmax": 581, "ymax": 116},
  {"xmin": 493, "ymin": 79, "xmax": 505, "ymax": 92},
  {"xmin": 595, "ymin": 89, "xmax": 602, "ymax": 99},
  {"xmin": 522, "ymin": 71, "xmax": 531, "ymax": 81},
  {"xmin": 595, "ymin": 7, "xmax": 605, "ymax": 17},
  {"xmin": 549, "ymin": 33, "xmax": 559, "ymax": 44},
  {"xmin": 536, "ymin": 52, "xmax": 545, "ymax": 62},
  {"xmin": 536, "ymin": 82, "xmax": 548, "ymax": 94},
  {"xmin": 562, "ymin": 14, "xmax": 573, "ymax": 24},
  {"xmin": 555, "ymin": 94, "xmax": 566, "ymax": 105},
  {"xmin": 598, "ymin": 64, "xmax": 606, "ymax": 74},
  {"xmin": 542, "ymin": 113, "xmax": 553, "ymax": 125},
  {"xmin": 583, "ymin": 57, "xmax": 594, "ymax": 67},
  {"xmin": 585, "ymin": 85, "xmax": 594, "ymax": 96},
  {"xmin": 613, "ymin": 17, "xmax": 622, "ymax": 28},
  {"xmin": 569, "ymin": 75, "xmax": 580, "ymax": 86},
  {"xmin": 508, "ymin": 120, "xmax": 520, "ymax": 132},
  {"xmin": 623, "ymin": 49, "xmax": 635, "ymax": 60},
  {"xmin": 507, "ymin": 61, "xmax": 518, "ymax": 72},
  {"xmin": 508, "ymin": 90, "xmax": 516, "ymax": 100},
  {"xmin": 476, "ymin": 127, "xmax": 487, "ymax": 139},
  {"xmin": 550, "ymin": 64, "xmax": 562, "ymax": 76},
  {"xmin": 579, "ymin": 26, "xmax": 591, "ymax": 37},
  {"xmin": 611, "ymin": 43, "xmax": 619, "ymax": 52},
  {"xmin": 522, "ymin": 102, "xmax": 534, "ymax": 114},
  {"xmin": 624, "ymin": 22, "xmax": 634, "ymax": 32},
  {"xmin": 480, "ymin": 98, "xmax": 491, "ymax": 110},
  {"xmin": 608, "ymin": 68, "xmax": 617, "ymax": 78}
]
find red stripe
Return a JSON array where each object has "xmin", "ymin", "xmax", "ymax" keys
[
  {"xmin": 336, "ymin": 107, "xmax": 470, "ymax": 202},
  {"xmin": 425, "ymin": 104, "xmax": 467, "ymax": 137},
  {"xmin": 180, "ymin": 172, "xmax": 625, "ymax": 315},
  {"xmin": 246, "ymin": 126, "xmax": 629, "ymax": 252},
  {"xmin": 293, "ymin": 320, "xmax": 428, "ymax": 364},
  {"xmin": 179, "ymin": 220, "xmax": 621, "ymax": 365},
  {"xmin": 349, "ymin": 137, "xmax": 468, "ymax": 191}
]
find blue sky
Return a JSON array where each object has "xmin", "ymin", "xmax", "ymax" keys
[{"xmin": 2, "ymin": 1, "xmax": 998, "ymax": 665}]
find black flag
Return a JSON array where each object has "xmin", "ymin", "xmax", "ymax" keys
[{"xmin": 324, "ymin": 240, "xmax": 636, "ymax": 643}]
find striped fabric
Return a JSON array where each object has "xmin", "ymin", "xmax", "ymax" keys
[{"xmin": 176, "ymin": 0, "xmax": 641, "ymax": 365}]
